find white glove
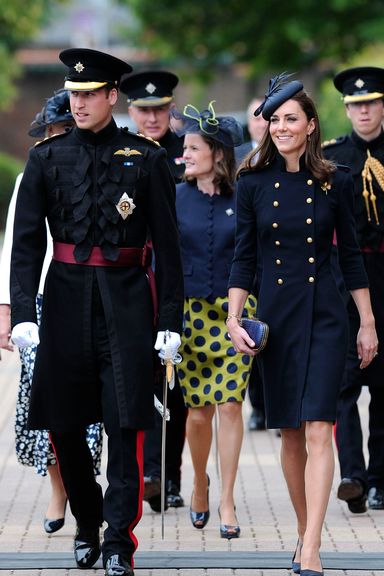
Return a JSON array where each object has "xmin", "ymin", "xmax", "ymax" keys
[
  {"xmin": 11, "ymin": 322, "xmax": 40, "ymax": 348},
  {"xmin": 154, "ymin": 330, "xmax": 181, "ymax": 361}
]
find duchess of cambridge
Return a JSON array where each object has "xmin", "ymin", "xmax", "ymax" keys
[{"xmin": 226, "ymin": 75, "xmax": 378, "ymax": 575}]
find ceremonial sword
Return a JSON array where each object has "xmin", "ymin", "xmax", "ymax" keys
[{"xmin": 159, "ymin": 330, "xmax": 182, "ymax": 539}]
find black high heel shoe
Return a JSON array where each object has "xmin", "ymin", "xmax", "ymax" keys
[
  {"xmin": 301, "ymin": 557, "xmax": 323, "ymax": 576},
  {"xmin": 218, "ymin": 506, "xmax": 240, "ymax": 539},
  {"xmin": 190, "ymin": 474, "xmax": 210, "ymax": 529},
  {"xmin": 44, "ymin": 499, "xmax": 67, "ymax": 534},
  {"xmin": 291, "ymin": 538, "xmax": 302, "ymax": 574}
]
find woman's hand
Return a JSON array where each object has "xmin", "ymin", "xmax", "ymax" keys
[
  {"xmin": 356, "ymin": 323, "xmax": 378, "ymax": 369},
  {"xmin": 226, "ymin": 317, "xmax": 258, "ymax": 356}
]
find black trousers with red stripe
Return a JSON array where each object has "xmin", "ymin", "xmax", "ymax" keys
[{"xmin": 51, "ymin": 284, "xmax": 144, "ymax": 565}]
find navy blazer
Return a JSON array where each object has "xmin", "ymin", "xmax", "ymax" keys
[{"xmin": 176, "ymin": 182, "xmax": 236, "ymax": 298}]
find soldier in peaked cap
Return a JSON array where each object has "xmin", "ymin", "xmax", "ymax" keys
[
  {"xmin": 323, "ymin": 66, "xmax": 384, "ymax": 515},
  {"xmin": 10, "ymin": 48, "xmax": 184, "ymax": 576},
  {"xmin": 121, "ymin": 69, "xmax": 187, "ymax": 513},
  {"xmin": 120, "ymin": 70, "xmax": 185, "ymax": 182}
]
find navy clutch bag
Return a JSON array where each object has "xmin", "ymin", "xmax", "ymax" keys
[{"xmin": 240, "ymin": 317, "xmax": 269, "ymax": 353}]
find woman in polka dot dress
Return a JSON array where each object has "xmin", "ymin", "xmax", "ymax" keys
[{"xmin": 172, "ymin": 102, "xmax": 256, "ymax": 539}]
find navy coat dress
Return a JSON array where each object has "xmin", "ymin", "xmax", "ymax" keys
[{"xmin": 228, "ymin": 154, "xmax": 368, "ymax": 428}]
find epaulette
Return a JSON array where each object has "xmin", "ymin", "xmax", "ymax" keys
[
  {"xmin": 34, "ymin": 131, "xmax": 70, "ymax": 147},
  {"xmin": 321, "ymin": 135, "xmax": 348, "ymax": 149},
  {"xmin": 120, "ymin": 127, "xmax": 160, "ymax": 147}
]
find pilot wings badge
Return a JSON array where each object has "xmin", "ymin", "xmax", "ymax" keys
[
  {"xmin": 114, "ymin": 147, "xmax": 142, "ymax": 157},
  {"xmin": 116, "ymin": 192, "xmax": 136, "ymax": 220}
]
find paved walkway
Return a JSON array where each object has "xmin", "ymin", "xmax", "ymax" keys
[{"xmin": 0, "ymin": 349, "xmax": 383, "ymax": 575}]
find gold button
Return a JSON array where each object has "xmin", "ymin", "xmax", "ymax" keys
[
  {"xmin": 308, "ymin": 276, "xmax": 315, "ymax": 283},
  {"xmin": 273, "ymin": 200, "xmax": 279, "ymax": 207},
  {"xmin": 276, "ymin": 259, "xmax": 282, "ymax": 265},
  {"xmin": 275, "ymin": 240, "xmax": 280, "ymax": 246},
  {"xmin": 306, "ymin": 197, "xmax": 312, "ymax": 204},
  {"xmin": 306, "ymin": 218, "xmax": 312, "ymax": 224},
  {"xmin": 308, "ymin": 256, "xmax": 315, "ymax": 263},
  {"xmin": 307, "ymin": 237, "xmax": 313, "ymax": 243},
  {"xmin": 274, "ymin": 182, "xmax": 280, "ymax": 188},
  {"xmin": 277, "ymin": 278, "xmax": 284, "ymax": 285},
  {"xmin": 272, "ymin": 222, "xmax": 278, "ymax": 228},
  {"xmin": 307, "ymin": 179, "xmax": 313, "ymax": 185}
]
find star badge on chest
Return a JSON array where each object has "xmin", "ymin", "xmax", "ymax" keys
[{"xmin": 116, "ymin": 192, "xmax": 136, "ymax": 220}]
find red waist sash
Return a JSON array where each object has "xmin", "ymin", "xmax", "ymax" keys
[
  {"xmin": 52, "ymin": 241, "xmax": 158, "ymax": 323},
  {"xmin": 53, "ymin": 242, "xmax": 147, "ymax": 267}
]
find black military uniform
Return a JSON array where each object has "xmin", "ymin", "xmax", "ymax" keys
[
  {"xmin": 10, "ymin": 49, "xmax": 183, "ymax": 576},
  {"xmin": 120, "ymin": 70, "xmax": 187, "ymax": 511},
  {"xmin": 323, "ymin": 66, "xmax": 384, "ymax": 513}
]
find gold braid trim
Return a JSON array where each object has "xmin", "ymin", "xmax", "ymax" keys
[{"xmin": 362, "ymin": 149, "xmax": 384, "ymax": 225}]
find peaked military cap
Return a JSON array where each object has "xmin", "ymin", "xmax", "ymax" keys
[
  {"xmin": 28, "ymin": 89, "xmax": 73, "ymax": 137},
  {"xmin": 333, "ymin": 66, "xmax": 384, "ymax": 104},
  {"xmin": 120, "ymin": 70, "xmax": 179, "ymax": 107},
  {"xmin": 59, "ymin": 48, "xmax": 132, "ymax": 91},
  {"xmin": 255, "ymin": 72, "xmax": 303, "ymax": 120}
]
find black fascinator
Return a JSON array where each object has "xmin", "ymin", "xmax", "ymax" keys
[
  {"xmin": 255, "ymin": 73, "xmax": 303, "ymax": 121},
  {"xmin": 29, "ymin": 89, "xmax": 73, "ymax": 137},
  {"xmin": 171, "ymin": 101, "xmax": 244, "ymax": 148}
]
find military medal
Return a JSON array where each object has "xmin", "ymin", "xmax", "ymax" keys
[{"xmin": 116, "ymin": 192, "xmax": 135, "ymax": 220}]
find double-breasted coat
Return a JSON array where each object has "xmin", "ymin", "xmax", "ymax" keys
[
  {"xmin": 228, "ymin": 154, "xmax": 368, "ymax": 428},
  {"xmin": 10, "ymin": 119, "xmax": 184, "ymax": 432}
]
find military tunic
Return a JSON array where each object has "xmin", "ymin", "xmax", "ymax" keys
[
  {"xmin": 228, "ymin": 154, "xmax": 368, "ymax": 429},
  {"xmin": 324, "ymin": 130, "xmax": 384, "ymax": 491},
  {"xmin": 11, "ymin": 119, "xmax": 184, "ymax": 433},
  {"xmin": 323, "ymin": 130, "xmax": 384, "ymax": 386}
]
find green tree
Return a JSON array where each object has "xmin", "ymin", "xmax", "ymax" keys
[
  {"xmin": 122, "ymin": 0, "xmax": 384, "ymax": 80},
  {"xmin": 0, "ymin": 0, "xmax": 65, "ymax": 109}
]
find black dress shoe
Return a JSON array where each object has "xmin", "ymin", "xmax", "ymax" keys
[
  {"xmin": 368, "ymin": 487, "xmax": 384, "ymax": 510},
  {"xmin": 167, "ymin": 481, "xmax": 184, "ymax": 508},
  {"xmin": 337, "ymin": 477, "xmax": 367, "ymax": 513},
  {"xmin": 337, "ymin": 477, "xmax": 364, "ymax": 501},
  {"xmin": 348, "ymin": 494, "xmax": 367, "ymax": 514},
  {"xmin": 248, "ymin": 408, "xmax": 266, "ymax": 431},
  {"xmin": 143, "ymin": 476, "xmax": 161, "ymax": 500},
  {"xmin": 143, "ymin": 476, "xmax": 168, "ymax": 513},
  {"xmin": 104, "ymin": 554, "xmax": 134, "ymax": 576},
  {"xmin": 74, "ymin": 527, "xmax": 100, "ymax": 569}
]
